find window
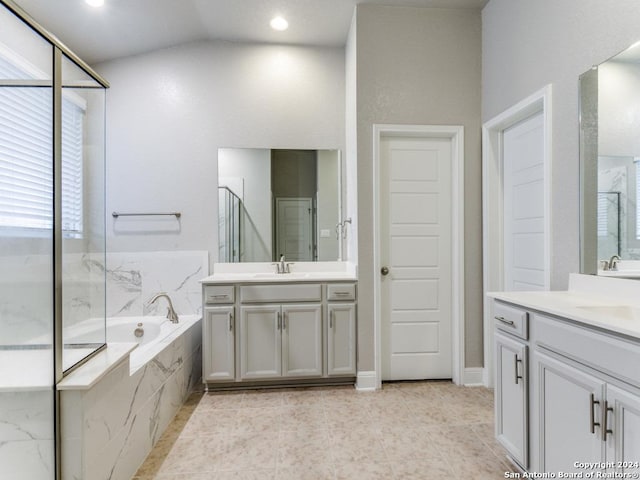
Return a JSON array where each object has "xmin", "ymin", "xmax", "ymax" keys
[{"xmin": 0, "ymin": 52, "xmax": 85, "ymax": 236}]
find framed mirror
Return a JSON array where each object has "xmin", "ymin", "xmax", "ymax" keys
[
  {"xmin": 580, "ymin": 41, "xmax": 640, "ymax": 277},
  {"xmin": 217, "ymin": 148, "xmax": 343, "ymax": 263}
]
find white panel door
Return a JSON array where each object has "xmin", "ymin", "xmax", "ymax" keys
[
  {"xmin": 327, "ymin": 303, "xmax": 357, "ymax": 376},
  {"xmin": 381, "ymin": 136, "xmax": 452, "ymax": 380},
  {"xmin": 503, "ymin": 112, "xmax": 546, "ymax": 291},
  {"xmin": 275, "ymin": 198, "xmax": 313, "ymax": 261}
]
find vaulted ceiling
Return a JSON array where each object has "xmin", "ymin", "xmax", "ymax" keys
[{"xmin": 12, "ymin": 0, "xmax": 488, "ymax": 64}]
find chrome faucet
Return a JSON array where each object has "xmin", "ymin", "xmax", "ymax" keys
[
  {"xmin": 608, "ymin": 255, "xmax": 621, "ymax": 271},
  {"xmin": 274, "ymin": 255, "xmax": 291, "ymax": 274},
  {"xmin": 147, "ymin": 292, "xmax": 179, "ymax": 323}
]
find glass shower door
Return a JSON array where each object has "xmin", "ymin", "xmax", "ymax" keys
[{"xmin": 0, "ymin": 4, "xmax": 55, "ymax": 478}]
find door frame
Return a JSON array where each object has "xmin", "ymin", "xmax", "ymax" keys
[
  {"xmin": 373, "ymin": 124, "xmax": 465, "ymax": 388},
  {"xmin": 482, "ymin": 85, "xmax": 552, "ymax": 387}
]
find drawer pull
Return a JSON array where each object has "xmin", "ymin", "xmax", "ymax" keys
[
  {"xmin": 590, "ymin": 394, "xmax": 601, "ymax": 434},
  {"xmin": 495, "ymin": 316, "xmax": 515, "ymax": 326},
  {"xmin": 514, "ymin": 356, "xmax": 523, "ymax": 384},
  {"xmin": 334, "ymin": 292, "xmax": 351, "ymax": 296},
  {"xmin": 602, "ymin": 401, "xmax": 614, "ymax": 441},
  {"xmin": 212, "ymin": 294, "xmax": 229, "ymax": 299}
]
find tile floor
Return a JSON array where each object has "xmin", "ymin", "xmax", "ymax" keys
[{"xmin": 133, "ymin": 381, "xmax": 512, "ymax": 480}]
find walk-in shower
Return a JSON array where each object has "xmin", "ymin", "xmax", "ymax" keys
[{"xmin": 0, "ymin": 1, "xmax": 108, "ymax": 478}]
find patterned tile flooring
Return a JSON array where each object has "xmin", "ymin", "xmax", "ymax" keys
[{"xmin": 133, "ymin": 381, "xmax": 512, "ymax": 479}]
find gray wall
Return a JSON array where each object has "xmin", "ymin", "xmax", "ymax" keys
[
  {"xmin": 482, "ymin": 0, "xmax": 640, "ymax": 289},
  {"xmin": 94, "ymin": 40, "xmax": 345, "ymax": 265},
  {"xmin": 355, "ymin": 5, "xmax": 483, "ymax": 370}
]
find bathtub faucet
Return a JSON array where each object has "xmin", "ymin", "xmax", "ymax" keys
[{"xmin": 147, "ymin": 293, "xmax": 179, "ymax": 323}]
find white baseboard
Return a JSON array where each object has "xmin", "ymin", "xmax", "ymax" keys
[
  {"xmin": 463, "ymin": 367, "xmax": 486, "ymax": 386},
  {"xmin": 355, "ymin": 371, "xmax": 378, "ymax": 391}
]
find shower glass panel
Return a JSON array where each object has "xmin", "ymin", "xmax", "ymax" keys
[
  {"xmin": 218, "ymin": 186, "xmax": 241, "ymax": 262},
  {"xmin": 61, "ymin": 55, "xmax": 106, "ymax": 371},
  {"xmin": 0, "ymin": 4, "xmax": 55, "ymax": 479},
  {"xmin": 597, "ymin": 191, "xmax": 621, "ymax": 259},
  {"xmin": 0, "ymin": 1, "xmax": 108, "ymax": 478}
]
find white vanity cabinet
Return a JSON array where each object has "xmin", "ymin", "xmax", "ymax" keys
[
  {"xmin": 490, "ymin": 289, "xmax": 640, "ymax": 475},
  {"xmin": 202, "ymin": 285, "xmax": 236, "ymax": 382},
  {"xmin": 533, "ymin": 313, "xmax": 640, "ymax": 475},
  {"xmin": 493, "ymin": 301, "xmax": 529, "ymax": 470}
]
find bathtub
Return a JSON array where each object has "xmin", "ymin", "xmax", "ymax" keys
[
  {"xmin": 60, "ymin": 314, "xmax": 202, "ymax": 480},
  {"xmin": 66, "ymin": 314, "xmax": 201, "ymax": 373}
]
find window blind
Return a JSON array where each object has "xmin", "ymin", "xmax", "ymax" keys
[{"xmin": 0, "ymin": 54, "xmax": 85, "ymax": 235}]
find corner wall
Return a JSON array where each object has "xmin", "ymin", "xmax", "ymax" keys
[
  {"xmin": 354, "ymin": 5, "xmax": 483, "ymax": 369},
  {"xmin": 482, "ymin": 0, "xmax": 640, "ymax": 289}
]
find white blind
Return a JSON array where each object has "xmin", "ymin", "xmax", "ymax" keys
[{"xmin": 0, "ymin": 54, "xmax": 85, "ymax": 235}]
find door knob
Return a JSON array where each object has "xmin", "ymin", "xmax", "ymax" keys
[{"xmin": 381, "ymin": 266, "xmax": 389, "ymax": 276}]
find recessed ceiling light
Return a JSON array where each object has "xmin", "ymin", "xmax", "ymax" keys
[
  {"xmin": 85, "ymin": 0, "xmax": 104, "ymax": 7},
  {"xmin": 270, "ymin": 16, "xmax": 288, "ymax": 31}
]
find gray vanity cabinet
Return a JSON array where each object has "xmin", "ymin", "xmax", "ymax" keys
[
  {"xmin": 327, "ymin": 303, "xmax": 356, "ymax": 376},
  {"xmin": 202, "ymin": 285, "xmax": 236, "ymax": 382},
  {"xmin": 239, "ymin": 303, "xmax": 323, "ymax": 380}
]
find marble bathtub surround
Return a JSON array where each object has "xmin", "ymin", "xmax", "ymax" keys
[
  {"xmin": 107, "ymin": 250, "xmax": 208, "ymax": 318},
  {"xmin": 133, "ymin": 381, "xmax": 511, "ymax": 480}
]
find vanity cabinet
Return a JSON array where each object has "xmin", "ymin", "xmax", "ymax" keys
[
  {"xmin": 202, "ymin": 285, "xmax": 236, "ymax": 382},
  {"xmin": 201, "ymin": 278, "xmax": 357, "ymax": 388},
  {"xmin": 491, "ymin": 293, "xmax": 640, "ymax": 475},
  {"xmin": 493, "ymin": 301, "xmax": 529, "ymax": 470},
  {"xmin": 240, "ymin": 303, "xmax": 323, "ymax": 380},
  {"xmin": 327, "ymin": 285, "xmax": 357, "ymax": 376}
]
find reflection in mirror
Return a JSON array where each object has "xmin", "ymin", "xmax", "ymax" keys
[
  {"xmin": 580, "ymin": 41, "xmax": 640, "ymax": 276},
  {"xmin": 217, "ymin": 148, "xmax": 342, "ymax": 263}
]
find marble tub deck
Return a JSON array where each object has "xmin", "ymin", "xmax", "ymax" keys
[{"xmin": 133, "ymin": 381, "xmax": 512, "ymax": 480}]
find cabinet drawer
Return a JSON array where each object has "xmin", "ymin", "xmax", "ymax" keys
[
  {"xmin": 327, "ymin": 284, "xmax": 356, "ymax": 301},
  {"xmin": 241, "ymin": 284, "xmax": 322, "ymax": 303},
  {"xmin": 204, "ymin": 285, "xmax": 235, "ymax": 304},
  {"xmin": 493, "ymin": 301, "xmax": 528, "ymax": 340},
  {"xmin": 535, "ymin": 313, "xmax": 640, "ymax": 388}
]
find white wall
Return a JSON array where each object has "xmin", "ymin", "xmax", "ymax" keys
[
  {"xmin": 94, "ymin": 40, "xmax": 345, "ymax": 267},
  {"xmin": 354, "ymin": 5, "xmax": 482, "ymax": 369},
  {"xmin": 483, "ymin": 0, "xmax": 640, "ymax": 289}
]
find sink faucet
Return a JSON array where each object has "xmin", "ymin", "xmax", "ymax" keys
[
  {"xmin": 147, "ymin": 292, "xmax": 179, "ymax": 323},
  {"xmin": 608, "ymin": 255, "xmax": 621, "ymax": 271},
  {"xmin": 274, "ymin": 255, "xmax": 291, "ymax": 274}
]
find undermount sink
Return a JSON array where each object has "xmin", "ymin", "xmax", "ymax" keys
[
  {"xmin": 576, "ymin": 305, "xmax": 640, "ymax": 321},
  {"xmin": 251, "ymin": 272, "xmax": 310, "ymax": 279}
]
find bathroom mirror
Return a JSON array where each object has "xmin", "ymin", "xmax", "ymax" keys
[
  {"xmin": 217, "ymin": 148, "xmax": 342, "ymax": 263},
  {"xmin": 580, "ymin": 41, "xmax": 640, "ymax": 276}
]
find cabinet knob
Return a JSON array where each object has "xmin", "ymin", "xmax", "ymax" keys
[{"xmin": 381, "ymin": 266, "xmax": 389, "ymax": 276}]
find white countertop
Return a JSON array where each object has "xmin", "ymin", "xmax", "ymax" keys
[
  {"xmin": 488, "ymin": 274, "xmax": 640, "ymax": 340},
  {"xmin": 201, "ymin": 261, "xmax": 358, "ymax": 284},
  {"xmin": 57, "ymin": 343, "xmax": 138, "ymax": 391}
]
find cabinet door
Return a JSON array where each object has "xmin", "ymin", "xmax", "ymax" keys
[
  {"xmin": 535, "ymin": 352, "xmax": 606, "ymax": 472},
  {"xmin": 495, "ymin": 332, "xmax": 528, "ymax": 469},
  {"xmin": 327, "ymin": 303, "xmax": 356, "ymax": 376},
  {"xmin": 282, "ymin": 304, "xmax": 322, "ymax": 378},
  {"xmin": 203, "ymin": 306, "xmax": 235, "ymax": 382},
  {"xmin": 605, "ymin": 384, "xmax": 640, "ymax": 476},
  {"xmin": 240, "ymin": 305, "xmax": 281, "ymax": 379}
]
